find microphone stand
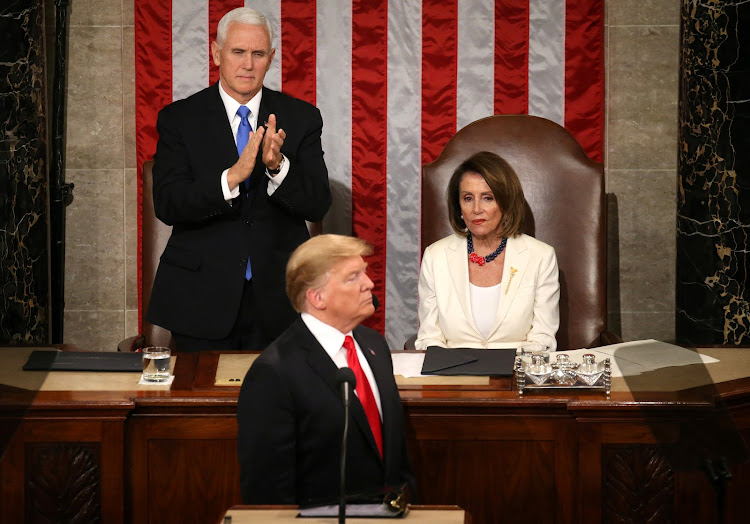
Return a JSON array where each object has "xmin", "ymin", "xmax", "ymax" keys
[
  {"xmin": 339, "ymin": 386, "xmax": 350, "ymax": 524},
  {"xmin": 336, "ymin": 368, "xmax": 356, "ymax": 524}
]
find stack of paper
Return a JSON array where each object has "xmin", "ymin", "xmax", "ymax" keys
[{"xmin": 558, "ymin": 340, "xmax": 718, "ymax": 378}]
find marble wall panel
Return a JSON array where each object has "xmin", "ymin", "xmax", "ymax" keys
[
  {"xmin": 123, "ymin": 0, "xmax": 134, "ymax": 27},
  {"xmin": 69, "ymin": 0, "xmax": 121, "ymax": 27},
  {"xmin": 125, "ymin": 309, "xmax": 138, "ymax": 340},
  {"xmin": 64, "ymin": 169, "xmax": 125, "ymax": 311},
  {"xmin": 607, "ymin": 169, "xmax": 676, "ymax": 315},
  {"xmin": 125, "ymin": 168, "xmax": 137, "ymax": 311},
  {"xmin": 614, "ymin": 311, "xmax": 677, "ymax": 348},
  {"xmin": 605, "ymin": 5, "xmax": 680, "ymax": 342},
  {"xmin": 65, "ymin": 26, "xmax": 123, "ymax": 170},
  {"xmin": 676, "ymin": 0, "xmax": 750, "ymax": 345},
  {"xmin": 609, "ymin": 0, "xmax": 680, "ymax": 26},
  {"xmin": 607, "ymin": 25, "xmax": 680, "ymax": 171},
  {"xmin": 64, "ymin": 310, "xmax": 124, "ymax": 351},
  {"xmin": 0, "ymin": 0, "xmax": 49, "ymax": 344},
  {"xmin": 123, "ymin": 25, "xmax": 135, "ymax": 169}
]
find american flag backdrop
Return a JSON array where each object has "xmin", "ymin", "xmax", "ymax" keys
[{"xmin": 135, "ymin": 0, "xmax": 604, "ymax": 349}]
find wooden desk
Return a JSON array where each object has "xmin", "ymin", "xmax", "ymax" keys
[{"xmin": 1, "ymin": 347, "xmax": 749, "ymax": 524}]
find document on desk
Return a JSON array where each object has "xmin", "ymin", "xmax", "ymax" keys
[
  {"xmin": 558, "ymin": 340, "xmax": 719, "ymax": 378},
  {"xmin": 22, "ymin": 350, "xmax": 143, "ymax": 372},
  {"xmin": 393, "ymin": 347, "xmax": 517, "ymax": 377},
  {"xmin": 420, "ymin": 346, "xmax": 516, "ymax": 376}
]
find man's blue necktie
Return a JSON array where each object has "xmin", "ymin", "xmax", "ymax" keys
[
  {"xmin": 236, "ymin": 106, "xmax": 252, "ymax": 187},
  {"xmin": 236, "ymin": 106, "xmax": 253, "ymax": 280}
]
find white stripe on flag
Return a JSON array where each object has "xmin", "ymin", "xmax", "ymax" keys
[
  {"xmin": 457, "ymin": 0, "xmax": 495, "ymax": 130},
  {"xmin": 385, "ymin": 0, "xmax": 422, "ymax": 350},
  {"xmin": 250, "ymin": 0, "xmax": 282, "ymax": 91},
  {"xmin": 172, "ymin": 0, "xmax": 208, "ymax": 101},
  {"xmin": 528, "ymin": 0, "xmax": 565, "ymax": 124},
  {"xmin": 317, "ymin": 0, "xmax": 353, "ymax": 236}
]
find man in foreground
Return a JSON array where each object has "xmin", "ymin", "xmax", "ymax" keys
[{"xmin": 237, "ymin": 234, "xmax": 415, "ymax": 505}]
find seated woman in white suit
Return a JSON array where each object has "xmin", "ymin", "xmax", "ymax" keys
[{"xmin": 415, "ymin": 151, "xmax": 560, "ymax": 351}]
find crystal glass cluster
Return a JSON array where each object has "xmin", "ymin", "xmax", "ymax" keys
[{"xmin": 515, "ymin": 352, "xmax": 611, "ymax": 394}]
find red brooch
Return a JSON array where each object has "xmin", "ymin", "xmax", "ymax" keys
[{"xmin": 469, "ymin": 253, "xmax": 486, "ymax": 266}]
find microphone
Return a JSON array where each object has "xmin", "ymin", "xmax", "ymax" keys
[
  {"xmin": 336, "ymin": 367, "xmax": 357, "ymax": 524},
  {"xmin": 371, "ymin": 293, "xmax": 379, "ymax": 310}
]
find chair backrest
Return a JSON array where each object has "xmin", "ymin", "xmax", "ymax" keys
[
  {"xmin": 422, "ymin": 115, "xmax": 606, "ymax": 350},
  {"xmin": 141, "ymin": 160, "xmax": 175, "ymax": 349}
]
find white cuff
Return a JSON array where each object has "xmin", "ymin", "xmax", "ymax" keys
[
  {"xmin": 266, "ymin": 155, "xmax": 290, "ymax": 196},
  {"xmin": 222, "ymin": 169, "xmax": 240, "ymax": 201}
]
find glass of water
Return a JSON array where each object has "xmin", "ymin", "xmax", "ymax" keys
[
  {"xmin": 519, "ymin": 341, "xmax": 550, "ymax": 364},
  {"xmin": 142, "ymin": 346, "xmax": 171, "ymax": 382}
]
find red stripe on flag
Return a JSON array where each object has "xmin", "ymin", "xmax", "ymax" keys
[
  {"xmin": 422, "ymin": 0, "xmax": 458, "ymax": 165},
  {"xmin": 495, "ymin": 0, "xmax": 529, "ymax": 115},
  {"xmin": 564, "ymin": 0, "xmax": 604, "ymax": 162},
  {"xmin": 281, "ymin": 0, "xmax": 317, "ymax": 105},
  {"xmin": 134, "ymin": 0, "xmax": 173, "ymax": 332},
  {"xmin": 352, "ymin": 0, "xmax": 388, "ymax": 333},
  {"xmin": 208, "ymin": 1, "xmax": 244, "ymax": 86}
]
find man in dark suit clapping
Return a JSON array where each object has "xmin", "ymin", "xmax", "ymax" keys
[
  {"xmin": 147, "ymin": 7, "xmax": 331, "ymax": 352},
  {"xmin": 237, "ymin": 234, "xmax": 415, "ymax": 505}
]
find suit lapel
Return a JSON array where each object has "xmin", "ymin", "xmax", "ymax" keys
[
  {"xmin": 257, "ymin": 87, "xmax": 274, "ymax": 130},
  {"xmin": 200, "ymin": 83, "xmax": 238, "ymax": 167},
  {"xmin": 445, "ymin": 236, "xmax": 483, "ymax": 338},
  {"xmin": 489, "ymin": 235, "xmax": 530, "ymax": 335},
  {"xmin": 294, "ymin": 320, "xmax": 341, "ymax": 400}
]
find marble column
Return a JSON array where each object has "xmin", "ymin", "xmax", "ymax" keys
[
  {"xmin": 0, "ymin": 0, "xmax": 49, "ymax": 344},
  {"xmin": 676, "ymin": 1, "xmax": 749, "ymax": 345}
]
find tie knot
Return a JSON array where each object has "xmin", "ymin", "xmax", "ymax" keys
[
  {"xmin": 237, "ymin": 105, "xmax": 251, "ymax": 120},
  {"xmin": 343, "ymin": 335, "xmax": 355, "ymax": 354}
]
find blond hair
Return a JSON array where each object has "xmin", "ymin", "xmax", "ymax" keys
[{"xmin": 286, "ymin": 235, "xmax": 373, "ymax": 312}]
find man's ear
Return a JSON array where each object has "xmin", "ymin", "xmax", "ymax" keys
[
  {"xmin": 305, "ymin": 287, "xmax": 326, "ymax": 311},
  {"xmin": 211, "ymin": 41, "xmax": 221, "ymax": 67}
]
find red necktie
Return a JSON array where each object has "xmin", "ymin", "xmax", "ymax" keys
[{"xmin": 343, "ymin": 335, "xmax": 383, "ymax": 458}]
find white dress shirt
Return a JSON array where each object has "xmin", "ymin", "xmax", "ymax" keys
[
  {"xmin": 301, "ymin": 313, "xmax": 383, "ymax": 419},
  {"xmin": 217, "ymin": 81, "xmax": 290, "ymax": 200}
]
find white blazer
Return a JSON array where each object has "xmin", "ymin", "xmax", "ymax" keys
[{"xmin": 415, "ymin": 233, "xmax": 560, "ymax": 351}]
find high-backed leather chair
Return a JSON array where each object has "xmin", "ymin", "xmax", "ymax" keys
[
  {"xmin": 415, "ymin": 115, "xmax": 619, "ymax": 350},
  {"xmin": 119, "ymin": 161, "xmax": 174, "ymax": 351},
  {"xmin": 119, "ymin": 161, "xmax": 325, "ymax": 352}
]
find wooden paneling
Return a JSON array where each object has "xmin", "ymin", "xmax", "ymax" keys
[
  {"xmin": 128, "ymin": 416, "xmax": 241, "ymax": 524},
  {"xmin": 0, "ymin": 418, "xmax": 125, "ymax": 524}
]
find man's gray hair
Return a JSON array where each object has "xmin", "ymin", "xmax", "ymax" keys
[{"xmin": 216, "ymin": 7, "xmax": 274, "ymax": 47}]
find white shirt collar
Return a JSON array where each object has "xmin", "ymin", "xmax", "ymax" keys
[
  {"xmin": 300, "ymin": 312, "xmax": 352, "ymax": 361},
  {"xmin": 218, "ymin": 81, "xmax": 262, "ymax": 127}
]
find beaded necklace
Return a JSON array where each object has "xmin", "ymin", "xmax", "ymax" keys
[{"xmin": 467, "ymin": 232, "xmax": 507, "ymax": 267}]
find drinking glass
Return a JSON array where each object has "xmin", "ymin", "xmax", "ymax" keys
[
  {"xmin": 142, "ymin": 346, "xmax": 171, "ymax": 382},
  {"xmin": 520, "ymin": 341, "xmax": 550, "ymax": 364}
]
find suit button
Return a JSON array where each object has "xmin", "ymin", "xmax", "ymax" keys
[{"xmin": 240, "ymin": 258, "xmax": 247, "ymax": 267}]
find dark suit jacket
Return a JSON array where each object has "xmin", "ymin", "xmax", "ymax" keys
[
  {"xmin": 146, "ymin": 84, "xmax": 331, "ymax": 341},
  {"xmin": 237, "ymin": 318, "xmax": 416, "ymax": 505}
]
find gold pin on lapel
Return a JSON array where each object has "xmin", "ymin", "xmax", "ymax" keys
[{"xmin": 505, "ymin": 267, "xmax": 518, "ymax": 295}]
